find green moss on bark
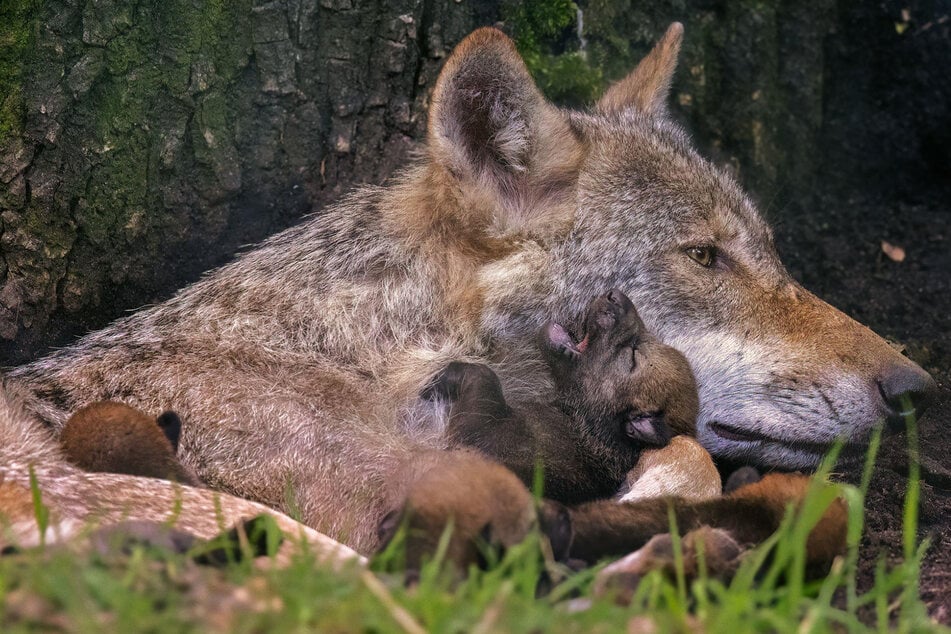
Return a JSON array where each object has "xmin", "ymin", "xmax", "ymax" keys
[
  {"xmin": 79, "ymin": 0, "xmax": 252, "ymax": 249},
  {"xmin": 0, "ymin": 0, "xmax": 41, "ymax": 144},
  {"xmin": 503, "ymin": 0, "xmax": 605, "ymax": 107}
]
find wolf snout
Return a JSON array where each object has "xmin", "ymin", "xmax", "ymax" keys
[{"xmin": 877, "ymin": 361, "xmax": 938, "ymax": 427}]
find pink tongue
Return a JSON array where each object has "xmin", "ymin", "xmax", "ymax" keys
[{"xmin": 576, "ymin": 335, "xmax": 590, "ymax": 353}]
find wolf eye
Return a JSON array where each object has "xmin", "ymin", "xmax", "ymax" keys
[{"xmin": 686, "ymin": 246, "xmax": 717, "ymax": 268}]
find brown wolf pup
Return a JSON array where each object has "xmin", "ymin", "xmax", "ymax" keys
[
  {"xmin": 567, "ymin": 472, "xmax": 847, "ymax": 573},
  {"xmin": 59, "ymin": 401, "xmax": 202, "ymax": 486},
  {"xmin": 593, "ymin": 466, "xmax": 844, "ymax": 604},
  {"xmin": 6, "ymin": 24, "xmax": 932, "ymax": 563},
  {"xmin": 0, "ymin": 383, "xmax": 360, "ymax": 568},
  {"xmin": 423, "ymin": 289, "xmax": 697, "ymax": 504}
]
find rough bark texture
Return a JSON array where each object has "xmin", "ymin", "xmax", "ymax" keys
[
  {"xmin": 0, "ymin": 0, "xmax": 500, "ymax": 363},
  {"xmin": 583, "ymin": 0, "xmax": 950, "ymax": 210}
]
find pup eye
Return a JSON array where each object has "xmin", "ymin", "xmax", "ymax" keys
[
  {"xmin": 628, "ymin": 341, "xmax": 638, "ymax": 370},
  {"xmin": 686, "ymin": 246, "xmax": 717, "ymax": 268}
]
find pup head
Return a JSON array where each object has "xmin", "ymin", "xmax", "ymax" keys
[
  {"xmin": 427, "ymin": 25, "xmax": 936, "ymax": 469},
  {"xmin": 377, "ymin": 451, "xmax": 572, "ymax": 576},
  {"xmin": 539, "ymin": 289, "xmax": 698, "ymax": 448},
  {"xmin": 60, "ymin": 401, "xmax": 201, "ymax": 486}
]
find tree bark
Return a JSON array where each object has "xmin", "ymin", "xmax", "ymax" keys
[{"xmin": 0, "ymin": 0, "xmax": 500, "ymax": 364}]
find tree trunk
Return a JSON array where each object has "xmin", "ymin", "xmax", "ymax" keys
[{"xmin": 0, "ymin": 0, "xmax": 501, "ymax": 364}]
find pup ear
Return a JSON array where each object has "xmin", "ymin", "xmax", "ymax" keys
[
  {"xmin": 597, "ymin": 22, "xmax": 683, "ymax": 116},
  {"xmin": 156, "ymin": 410, "xmax": 183, "ymax": 451},
  {"xmin": 625, "ymin": 413, "xmax": 672, "ymax": 448},
  {"xmin": 428, "ymin": 28, "xmax": 581, "ymax": 235}
]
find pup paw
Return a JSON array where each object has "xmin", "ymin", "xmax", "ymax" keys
[
  {"xmin": 723, "ymin": 465, "xmax": 762, "ymax": 494},
  {"xmin": 593, "ymin": 526, "xmax": 742, "ymax": 605}
]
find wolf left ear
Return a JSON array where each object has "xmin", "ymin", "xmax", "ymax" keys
[
  {"xmin": 428, "ymin": 28, "xmax": 581, "ymax": 235},
  {"xmin": 429, "ymin": 28, "xmax": 541, "ymax": 181},
  {"xmin": 597, "ymin": 22, "xmax": 683, "ymax": 116}
]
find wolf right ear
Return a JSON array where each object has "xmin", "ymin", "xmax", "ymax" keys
[
  {"xmin": 428, "ymin": 28, "xmax": 581, "ymax": 236},
  {"xmin": 597, "ymin": 22, "xmax": 683, "ymax": 116}
]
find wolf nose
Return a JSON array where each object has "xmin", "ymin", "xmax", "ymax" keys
[{"xmin": 877, "ymin": 362, "xmax": 938, "ymax": 426}]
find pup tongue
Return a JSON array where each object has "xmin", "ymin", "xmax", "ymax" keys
[{"xmin": 576, "ymin": 334, "xmax": 589, "ymax": 353}]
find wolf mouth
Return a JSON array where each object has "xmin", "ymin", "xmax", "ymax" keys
[
  {"xmin": 709, "ymin": 421, "xmax": 765, "ymax": 443},
  {"xmin": 709, "ymin": 421, "xmax": 867, "ymax": 459}
]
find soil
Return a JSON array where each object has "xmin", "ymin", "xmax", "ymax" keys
[{"xmin": 775, "ymin": 187, "xmax": 951, "ymax": 623}]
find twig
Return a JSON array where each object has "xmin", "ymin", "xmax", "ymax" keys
[{"xmin": 360, "ymin": 570, "xmax": 427, "ymax": 634}]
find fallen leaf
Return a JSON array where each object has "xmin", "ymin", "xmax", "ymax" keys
[
  {"xmin": 881, "ymin": 240, "xmax": 906, "ymax": 262},
  {"xmin": 885, "ymin": 338, "xmax": 906, "ymax": 354}
]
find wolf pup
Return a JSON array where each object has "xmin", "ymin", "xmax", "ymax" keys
[
  {"xmin": 60, "ymin": 401, "xmax": 202, "ymax": 486},
  {"xmin": 7, "ymin": 24, "xmax": 933, "ymax": 560},
  {"xmin": 423, "ymin": 289, "xmax": 697, "ymax": 504},
  {"xmin": 0, "ymin": 383, "xmax": 360, "ymax": 567}
]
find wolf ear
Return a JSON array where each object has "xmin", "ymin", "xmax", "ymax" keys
[
  {"xmin": 429, "ymin": 28, "xmax": 541, "ymax": 180},
  {"xmin": 597, "ymin": 22, "xmax": 683, "ymax": 116},
  {"xmin": 428, "ymin": 28, "xmax": 580, "ymax": 234}
]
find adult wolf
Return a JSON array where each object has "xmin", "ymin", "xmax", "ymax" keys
[{"xmin": 7, "ymin": 24, "xmax": 935, "ymax": 554}]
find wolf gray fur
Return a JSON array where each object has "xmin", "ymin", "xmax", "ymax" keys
[{"xmin": 6, "ymin": 24, "xmax": 934, "ymax": 554}]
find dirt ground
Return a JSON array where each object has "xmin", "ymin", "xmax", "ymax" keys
[{"xmin": 775, "ymin": 188, "xmax": 951, "ymax": 622}]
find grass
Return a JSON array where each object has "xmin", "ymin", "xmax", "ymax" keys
[{"xmin": 1, "ymin": 425, "xmax": 947, "ymax": 633}]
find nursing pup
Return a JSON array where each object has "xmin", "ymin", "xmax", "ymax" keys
[
  {"xmin": 424, "ymin": 289, "xmax": 698, "ymax": 504},
  {"xmin": 0, "ymin": 383, "xmax": 359, "ymax": 567},
  {"xmin": 59, "ymin": 401, "xmax": 201, "ymax": 486}
]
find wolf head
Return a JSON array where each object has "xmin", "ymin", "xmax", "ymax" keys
[{"xmin": 424, "ymin": 24, "xmax": 936, "ymax": 470}]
